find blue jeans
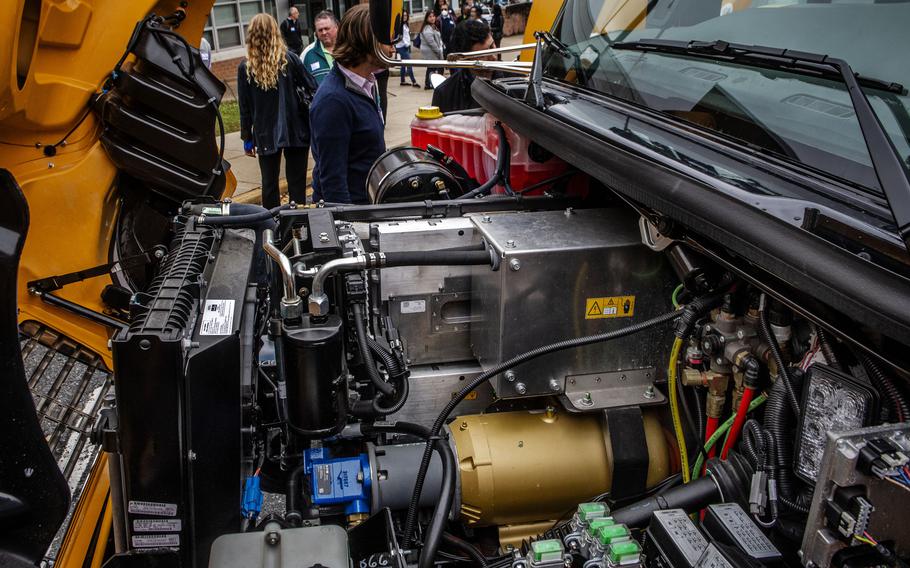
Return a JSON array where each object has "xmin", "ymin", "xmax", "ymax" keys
[{"xmin": 396, "ymin": 46, "xmax": 417, "ymax": 83}]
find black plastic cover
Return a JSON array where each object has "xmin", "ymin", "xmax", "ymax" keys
[
  {"xmin": 97, "ymin": 20, "xmax": 227, "ymax": 203},
  {"xmin": 0, "ymin": 170, "xmax": 71, "ymax": 565}
]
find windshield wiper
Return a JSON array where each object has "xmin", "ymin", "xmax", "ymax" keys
[{"xmin": 611, "ymin": 39, "xmax": 910, "ymax": 251}]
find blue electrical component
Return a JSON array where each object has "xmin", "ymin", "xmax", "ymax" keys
[
  {"xmin": 309, "ymin": 454, "xmax": 371, "ymax": 515},
  {"xmin": 241, "ymin": 476, "xmax": 263, "ymax": 520}
]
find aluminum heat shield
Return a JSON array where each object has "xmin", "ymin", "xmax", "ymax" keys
[{"xmin": 469, "ymin": 208, "xmax": 676, "ymax": 401}]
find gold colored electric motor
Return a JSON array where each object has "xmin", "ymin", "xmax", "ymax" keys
[{"xmin": 450, "ymin": 407, "xmax": 671, "ymax": 530}]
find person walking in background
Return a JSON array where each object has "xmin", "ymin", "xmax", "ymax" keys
[
  {"xmin": 490, "ymin": 4, "xmax": 504, "ymax": 47},
  {"xmin": 395, "ymin": 10, "xmax": 419, "ymax": 87},
  {"xmin": 238, "ymin": 14, "xmax": 316, "ymax": 208},
  {"xmin": 439, "ymin": 2, "xmax": 455, "ymax": 55},
  {"xmin": 280, "ymin": 6, "xmax": 304, "ymax": 55},
  {"xmin": 302, "ymin": 10, "xmax": 338, "ymax": 87},
  {"xmin": 309, "ymin": 5, "xmax": 388, "ymax": 204},
  {"xmin": 419, "ymin": 11, "xmax": 444, "ymax": 90}
]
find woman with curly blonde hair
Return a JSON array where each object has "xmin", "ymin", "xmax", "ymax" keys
[{"xmin": 237, "ymin": 13, "xmax": 316, "ymax": 207}]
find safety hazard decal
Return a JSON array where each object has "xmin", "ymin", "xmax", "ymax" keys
[{"xmin": 585, "ymin": 295, "xmax": 635, "ymax": 319}]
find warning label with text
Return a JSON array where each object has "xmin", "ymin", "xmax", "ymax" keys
[{"xmin": 585, "ymin": 295, "xmax": 636, "ymax": 319}]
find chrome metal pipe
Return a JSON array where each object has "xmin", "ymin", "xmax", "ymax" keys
[
  {"xmin": 374, "ymin": 44, "xmax": 532, "ymax": 74},
  {"xmin": 308, "ymin": 256, "xmax": 370, "ymax": 317},
  {"xmin": 263, "ymin": 229, "xmax": 302, "ymax": 319},
  {"xmin": 446, "ymin": 42, "xmax": 537, "ymax": 60}
]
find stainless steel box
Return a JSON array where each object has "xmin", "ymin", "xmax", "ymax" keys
[
  {"xmin": 372, "ymin": 218, "xmax": 476, "ymax": 364},
  {"xmin": 469, "ymin": 208, "xmax": 676, "ymax": 402}
]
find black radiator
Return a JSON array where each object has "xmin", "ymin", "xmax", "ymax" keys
[{"xmin": 111, "ymin": 220, "xmax": 256, "ymax": 567}]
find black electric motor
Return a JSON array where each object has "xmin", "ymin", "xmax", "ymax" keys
[{"xmin": 366, "ymin": 147, "xmax": 465, "ymax": 203}]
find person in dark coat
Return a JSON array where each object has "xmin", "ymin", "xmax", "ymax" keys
[
  {"xmin": 490, "ymin": 4, "xmax": 504, "ymax": 47},
  {"xmin": 309, "ymin": 5, "xmax": 388, "ymax": 204},
  {"xmin": 431, "ymin": 19, "xmax": 495, "ymax": 112},
  {"xmin": 279, "ymin": 6, "xmax": 305, "ymax": 55},
  {"xmin": 238, "ymin": 13, "xmax": 316, "ymax": 208}
]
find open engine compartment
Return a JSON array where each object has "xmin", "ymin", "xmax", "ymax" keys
[{"xmin": 93, "ymin": 195, "xmax": 910, "ymax": 568}]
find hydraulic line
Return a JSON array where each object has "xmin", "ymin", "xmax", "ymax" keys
[
  {"xmin": 668, "ymin": 338, "xmax": 690, "ymax": 482},
  {"xmin": 692, "ymin": 394, "xmax": 767, "ymax": 480},
  {"xmin": 759, "ymin": 295, "xmax": 800, "ymax": 418},
  {"xmin": 705, "ymin": 416, "xmax": 720, "ymax": 459},
  {"xmin": 352, "ymin": 303, "xmax": 395, "ymax": 396},
  {"xmin": 721, "ymin": 386, "xmax": 755, "ymax": 460},
  {"xmin": 401, "ymin": 308, "xmax": 682, "ymax": 547}
]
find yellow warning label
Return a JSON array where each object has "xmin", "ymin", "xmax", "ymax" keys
[{"xmin": 585, "ymin": 295, "xmax": 636, "ymax": 319}]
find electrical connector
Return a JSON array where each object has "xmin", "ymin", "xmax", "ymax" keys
[
  {"xmin": 241, "ymin": 475, "xmax": 263, "ymax": 520},
  {"xmin": 857, "ymin": 438, "xmax": 909, "ymax": 478},
  {"xmin": 749, "ymin": 471, "xmax": 768, "ymax": 516}
]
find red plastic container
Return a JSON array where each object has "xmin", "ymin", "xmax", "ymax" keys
[{"xmin": 411, "ymin": 107, "xmax": 584, "ymax": 196}]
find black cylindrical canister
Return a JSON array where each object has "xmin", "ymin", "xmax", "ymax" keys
[{"xmin": 281, "ymin": 314, "xmax": 345, "ymax": 435}]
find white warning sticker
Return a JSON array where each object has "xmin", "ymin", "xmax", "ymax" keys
[
  {"xmin": 200, "ymin": 299, "xmax": 235, "ymax": 335},
  {"xmin": 128, "ymin": 500, "xmax": 178, "ymax": 517},
  {"xmin": 134, "ymin": 518, "xmax": 182, "ymax": 532},
  {"xmin": 132, "ymin": 534, "xmax": 180, "ymax": 548},
  {"xmin": 400, "ymin": 300, "xmax": 426, "ymax": 314}
]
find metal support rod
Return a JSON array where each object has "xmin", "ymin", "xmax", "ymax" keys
[
  {"xmin": 263, "ymin": 229, "xmax": 303, "ymax": 319},
  {"xmin": 35, "ymin": 291, "xmax": 128, "ymax": 331},
  {"xmin": 446, "ymin": 42, "xmax": 537, "ymax": 60},
  {"xmin": 374, "ymin": 44, "xmax": 531, "ymax": 74}
]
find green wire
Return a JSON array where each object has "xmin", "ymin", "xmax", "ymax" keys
[
  {"xmin": 691, "ymin": 393, "xmax": 768, "ymax": 480},
  {"xmin": 671, "ymin": 284, "xmax": 684, "ymax": 309}
]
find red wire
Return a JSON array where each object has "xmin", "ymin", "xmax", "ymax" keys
[
  {"xmin": 721, "ymin": 387, "xmax": 755, "ymax": 460},
  {"xmin": 705, "ymin": 416, "xmax": 720, "ymax": 459}
]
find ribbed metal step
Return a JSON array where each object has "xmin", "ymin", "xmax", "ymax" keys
[{"xmin": 20, "ymin": 320, "xmax": 112, "ymax": 565}]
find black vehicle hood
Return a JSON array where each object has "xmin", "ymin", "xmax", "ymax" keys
[
  {"xmin": 473, "ymin": 78, "xmax": 910, "ymax": 355},
  {"xmin": 0, "ymin": 169, "xmax": 70, "ymax": 566}
]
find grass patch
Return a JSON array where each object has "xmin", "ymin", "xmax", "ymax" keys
[{"xmin": 219, "ymin": 100, "xmax": 241, "ymax": 134}]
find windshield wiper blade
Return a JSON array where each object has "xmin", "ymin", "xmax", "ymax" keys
[{"xmin": 611, "ymin": 38, "xmax": 910, "ymax": 251}]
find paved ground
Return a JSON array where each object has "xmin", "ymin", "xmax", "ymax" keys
[{"xmin": 229, "ymin": 35, "xmax": 526, "ymax": 204}]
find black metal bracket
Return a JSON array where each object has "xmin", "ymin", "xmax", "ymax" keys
[{"xmin": 26, "ymin": 245, "xmax": 167, "ymax": 295}]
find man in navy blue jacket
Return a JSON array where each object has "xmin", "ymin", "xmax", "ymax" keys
[{"xmin": 310, "ymin": 5, "xmax": 387, "ymax": 204}]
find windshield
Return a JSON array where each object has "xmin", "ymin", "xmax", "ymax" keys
[{"xmin": 543, "ymin": 0, "xmax": 910, "ymax": 195}]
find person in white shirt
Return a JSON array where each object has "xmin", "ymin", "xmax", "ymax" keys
[{"xmin": 394, "ymin": 10, "xmax": 420, "ymax": 87}]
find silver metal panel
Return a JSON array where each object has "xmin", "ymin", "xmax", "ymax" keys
[
  {"xmin": 387, "ymin": 362, "xmax": 493, "ymax": 429},
  {"xmin": 374, "ymin": 218, "xmax": 477, "ymax": 364},
  {"xmin": 469, "ymin": 208, "xmax": 677, "ymax": 399},
  {"xmin": 208, "ymin": 523, "xmax": 348, "ymax": 568},
  {"xmin": 372, "ymin": 217, "xmax": 476, "ymax": 300}
]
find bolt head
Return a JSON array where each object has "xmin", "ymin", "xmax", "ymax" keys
[
  {"xmin": 265, "ymin": 531, "xmax": 281, "ymax": 546},
  {"xmin": 509, "ymin": 258, "xmax": 521, "ymax": 271},
  {"xmin": 481, "ymin": 215, "xmax": 492, "ymax": 223},
  {"xmin": 736, "ymin": 330, "xmax": 746, "ymax": 339},
  {"xmin": 318, "ymin": 232, "xmax": 330, "ymax": 243},
  {"xmin": 505, "ymin": 239, "xmax": 516, "ymax": 248},
  {"xmin": 514, "ymin": 382, "xmax": 527, "ymax": 395},
  {"xmin": 505, "ymin": 370, "xmax": 517, "ymax": 382},
  {"xmin": 549, "ymin": 378, "xmax": 561, "ymax": 391},
  {"xmin": 643, "ymin": 385, "xmax": 656, "ymax": 399}
]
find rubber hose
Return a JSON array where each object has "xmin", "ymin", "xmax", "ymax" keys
[
  {"xmin": 460, "ymin": 122, "xmax": 510, "ymax": 199},
  {"xmin": 816, "ymin": 327, "xmax": 842, "ymax": 371},
  {"xmin": 419, "ymin": 438, "xmax": 455, "ymax": 568},
  {"xmin": 762, "ymin": 374, "xmax": 800, "ymax": 506},
  {"xmin": 362, "ymin": 420, "xmax": 430, "ymax": 439},
  {"xmin": 367, "ymin": 336, "xmax": 404, "ymax": 378},
  {"xmin": 382, "ymin": 250, "xmax": 492, "ymax": 267},
  {"xmin": 401, "ymin": 308, "xmax": 682, "ymax": 546},
  {"xmin": 759, "ymin": 297, "xmax": 801, "ymax": 418},
  {"xmin": 199, "ymin": 203, "xmax": 291, "ymax": 226},
  {"xmin": 352, "ymin": 303, "xmax": 395, "ymax": 396},
  {"xmin": 286, "ymin": 464, "xmax": 307, "ymax": 526},
  {"xmin": 442, "ymin": 533, "xmax": 489, "ymax": 567},
  {"xmin": 372, "ymin": 374, "xmax": 410, "ymax": 415},
  {"xmin": 859, "ymin": 352, "xmax": 909, "ymax": 423}
]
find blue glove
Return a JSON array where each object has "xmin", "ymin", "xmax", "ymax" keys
[{"xmin": 243, "ymin": 140, "xmax": 255, "ymax": 153}]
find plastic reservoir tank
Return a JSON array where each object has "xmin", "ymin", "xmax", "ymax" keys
[{"xmin": 411, "ymin": 106, "xmax": 582, "ymax": 196}]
